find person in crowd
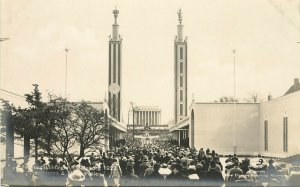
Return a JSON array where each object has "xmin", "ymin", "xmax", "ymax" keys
[
  {"xmin": 198, "ymin": 148, "xmax": 205, "ymax": 161},
  {"xmin": 181, "ymin": 161, "xmax": 189, "ymax": 176},
  {"xmin": 167, "ymin": 163, "xmax": 189, "ymax": 180},
  {"xmin": 214, "ymin": 156, "xmax": 223, "ymax": 172},
  {"xmin": 206, "ymin": 160, "xmax": 224, "ymax": 187},
  {"xmin": 144, "ymin": 161, "xmax": 155, "ymax": 177},
  {"xmin": 104, "ymin": 152, "xmax": 113, "ymax": 186},
  {"xmin": 234, "ymin": 175, "xmax": 252, "ymax": 186},
  {"xmin": 266, "ymin": 159, "xmax": 277, "ymax": 177},
  {"xmin": 166, "ymin": 163, "xmax": 188, "ymax": 186},
  {"xmin": 232, "ymin": 154, "xmax": 239, "ymax": 163},
  {"xmin": 187, "ymin": 165, "xmax": 199, "ymax": 180},
  {"xmin": 240, "ymin": 158, "xmax": 250, "ymax": 174},
  {"xmin": 67, "ymin": 164, "xmax": 85, "ymax": 187},
  {"xmin": 287, "ymin": 169, "xmax": 300, "ymax": 186},
  {"xmin": 119, "ymin": 156, "xmax": 128, "ymax": 176},
  {"xmin": 89, "ymin": 153, "xmax": 96, "ymax": 167},
  {"xmin": 159, "ymin": 163, "xmax": 172, "ymax": 179},
  {"xmin": 209, "ymin": 158, "xmax": 221, "ymax": 172},
  {"xmin": 228, "ymin": 161, "xmax": 243, "ymax": 183},
  {"xmin": 225, "ymin": 155, "xmax": 233, "ymax": 163},
  {"xmin": 206, "ymin": 148, "xmax": 211, "ymax": 156},
  {"xmin": 211, "ymin": 150, "xmax": 216, "ymax": 158},
  {"xmin": 147, "ymin": 163, "xmax": 163, "ymax": 180},
  {"xmin": 39, "ymin": 156, "xmax": 46, "ymax": 166},
  {"xmin": 58, "ymin": 161, "xmax": 68, "ymax": 175},
  {"xmin": 139, "ymin": 157, "xmax": 150, "ymax": 178},
  {"xmin": 110, "ymin": 158, "xmax": 122, "ymax": 187},
  {"xmin": 121, "ymin": 165, "xmax": 139, "ymax": 186},
  {"xmin": 134, "ymin": 155, "xmax": 142, "ymax": 176},
  {"xmin": 196, "ymin": 163, "xmax": 207, "ymax": 180},
  {"xmin": 278, "ymin": 163, "xmax": 289, "ymax": 176}
]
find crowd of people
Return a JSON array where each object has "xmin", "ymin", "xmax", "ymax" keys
[{"xmin": 3, "ymin": 140, "xmax": 300, "ymax": 187}]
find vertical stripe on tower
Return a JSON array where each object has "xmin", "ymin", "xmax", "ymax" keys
[{"xmin": 185, "ymin": 43, "xmax": 187, "ymax": 116}]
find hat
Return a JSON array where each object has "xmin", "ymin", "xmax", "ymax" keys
[
  {"xmin": 68, "ymin": 169, "xmax": 85, "ymax": 182},
  {"xmin": 238, "ymin": 175, "xmax": 247, "ymax": 180},
  {"xmin": 188, "ymin": 165, "xmax": 196, "ymax": 171}
]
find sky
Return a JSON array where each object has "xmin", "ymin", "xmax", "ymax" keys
[{"xmin": 1, "ymin": 0, "xmax": 300, "ymax": 124}]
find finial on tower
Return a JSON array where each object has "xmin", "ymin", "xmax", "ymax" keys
[
  {"xmin": 177, "ymin": 9, "xmax": 183, "ymax": 24},
  {"xmin": 113, "ymin": 7, "xmax": 119, "ymax": 24}
]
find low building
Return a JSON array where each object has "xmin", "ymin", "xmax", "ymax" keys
[{"xmin": 170, "ymin": 78, "xmax": 300, "ymax": 157}]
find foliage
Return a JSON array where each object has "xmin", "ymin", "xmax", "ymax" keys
[
  {"xmin": 214, "ymin": 96, "xmax": 239, "ymax": 103},
  {"xmin": 243, "ymin": 92, "xmax": 265, "ymax": 103},
  {"xmin": 0, "ymin": 99, "xmax": 12, "ymax": 143},
  {"xmin": 10, "ymin": 84, "xmax": 112, "ymax": 160},
  {"xmin": 71, "ymin": 102, "xmax": 111, "ymax": 157},
  {"xmin": 49, "ymin": 96, "xmax": 76, "ymax": 162}
]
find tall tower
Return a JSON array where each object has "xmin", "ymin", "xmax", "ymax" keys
[
  {"xmin": 108, "ymin": 8, "xmax": 122, "ymax": 122},
  {"xmin": 174, "ymin": 9, "xmax": 188, "ymax": 124}
]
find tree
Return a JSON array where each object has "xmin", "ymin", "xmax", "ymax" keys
[
  {"xmin": 214, "ymin": 96, "xmax": 239, "ymax": 103},
  {"xmin": 71, "ymin": 102, "xmax": 111, "ymax": 157},
  {"xmin": 38, "ymin": 97, "xmax": 59, "ymax": 157},
  {"xmin": 12, "ymin": 84, "xmax": 55, "ymax": 160},
  {"xmin": 0, "ymin": 99, "xmax": 14, "ymax": 160},
  {"xmin": 12, "ymin": 106, "xmax": 32, "ymax": 158},
  {"xmin": 24, "ymin": 84, "xmax": 46, "ymax": 161},
  {"xmin": 243, "ymin": 92, "xmax": 265, "ymax": 103},
  {"xmin": 50, "ymin": 96, "xmax": 76, "ymax": 163}
]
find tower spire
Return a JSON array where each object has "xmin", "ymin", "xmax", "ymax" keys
[
  {"xmin": 112, "ymin": 8, "xmax": 120, "ymax": 41},
  {"xmin": 177, "ymin": 9, "xmax": 183, "ymax": 24},
  {"xmin": 174, "ymin": 9, "xmax": 188, "ymax": 125},
  {"xmin": 113, "ymin": 7, "xmax": 119, "ymax": 24},
  {"xmin": 176, "ymin": 9, "xmax": 184, "ymax": 42},
  {"xmin": 108, "ymin": 7, "xmax": 122, "ymax": 123}
]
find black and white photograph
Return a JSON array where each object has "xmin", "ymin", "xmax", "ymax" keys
[{"xmin": 1, "ymin": 0, "xmax": 300, "ymax": 186}]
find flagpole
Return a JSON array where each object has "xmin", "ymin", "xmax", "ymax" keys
[
  {"xmin": 64, "ymin": 48, "xmax": 70, "ymax": 99},
  {"xmin": 233, "ymin": 49, "xmax": 237, "ymax": 154}
]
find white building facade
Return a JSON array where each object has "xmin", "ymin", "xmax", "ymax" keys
[{"xmin": 170, "ymin": 81, "xmax": 300, "ymax": 157}]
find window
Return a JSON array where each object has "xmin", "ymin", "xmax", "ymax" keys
[
  {"xmin": 180, "ymin": 90, "xmax": 183, "ymax": 101},
  {"xmin": 180, "ymin": 104, "xmax": 183, "ymax": 115},
  {"xmin": 264, "ymin": 120, "xmax": 268, "ymax": 151},
  {"xmin": 180, "ymin": 47, "xmax": 183, "ymax": 60},
  {"xmin": 180, "ymin": 62, "xmax": 183, "ymax": 73},
  {"xmin": 283, "ymin": 117, "xmax": 288, "ymax": 152},
  {"xmin": 180, "ymin": 76, "xmax": 183, "ymax": 87}
]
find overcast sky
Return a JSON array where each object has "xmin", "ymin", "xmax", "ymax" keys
[{"xmin": 1, "ymin": 0, "xmax": 300, "ymax": 124}]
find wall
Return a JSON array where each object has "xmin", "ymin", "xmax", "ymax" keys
[
  {"xmin": 190, "ymin": 103, "xmax": 260, "ymax": 155},
  {"xmin": 259, "ymin": 91, "xmax": 300, "ymax": 157}
]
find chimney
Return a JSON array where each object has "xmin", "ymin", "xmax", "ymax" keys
[
  {"xmin": 294, "ymin": 78, "xmax": 300, "ymax": 89},
  {"xmin": 268, "ymin": 94, "xmax": 272, "ymax": 101}
]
